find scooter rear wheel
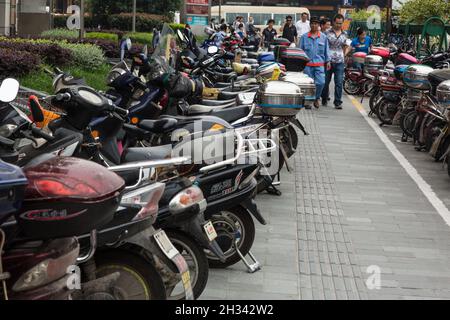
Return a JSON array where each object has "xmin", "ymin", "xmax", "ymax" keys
[
  {"xmin": 207, "ymin": 206, "xmax": 255, "ymax": 269},
  {"xmin": 343, "ymin": 79, "xmax": 361, "ymax": 95},
  {"xmin": 165, "ymin": 230, "xmax": 209, "ymax": 300},
  {"xmin": 95, "ymin": 249, "xmax": 167, "ymax": 300}
]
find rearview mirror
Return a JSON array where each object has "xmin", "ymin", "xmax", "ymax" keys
[
  {"xmin": 143, "ymin": 45, "xmax": 148, "ymax": 58},
  {"xmin": 207, "ymin": 46, "xmax": 219, "ymax": 55},
  {"xmin": 0, "ymin": 78, "xmax": 20, "ymax": 103},
  {"xmin": 126, "ymin": 38, "xmax": 132, "ymax": 51}
]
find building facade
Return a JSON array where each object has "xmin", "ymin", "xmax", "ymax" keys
[{"xmin": 211, "ymin": 0, "xmax": 390, "ymax": 19}]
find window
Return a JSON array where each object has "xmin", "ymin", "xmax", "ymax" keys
[
  {"xmin": 225, "ymin": 13, "xmax": 249, "ymax": 24},
  {"xmin": 251, "ymin": 13, "xmax": 272, "ymax": 26},
  {"xmin": 274, "ymin": 14, "xmax": 290, "ymax": 26}
]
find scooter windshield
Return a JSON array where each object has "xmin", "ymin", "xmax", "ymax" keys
[{"xmin": 151, "ymin": 23, "xmax": 177, "ymax": 76}]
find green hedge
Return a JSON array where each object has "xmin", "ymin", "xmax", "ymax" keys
[
  {"xmin": 53, "ymin": 13, "xmax": 170, "ymax": 32},
  {"xmin": 6, "ymin": 37, "xmax": 105, "ymax": 70},
  {"xmin": 86, "ymin": 32, "xmax": 119, "ymax": 41}
]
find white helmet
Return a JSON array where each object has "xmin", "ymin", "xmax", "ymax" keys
[{"xmin": 204, "ymin": 27, "xmax": 215, "ymax": 36}]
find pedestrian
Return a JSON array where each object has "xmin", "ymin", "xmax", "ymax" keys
[
  {"xmin": 351, "ymin": 27, "xmax": 372, "ymax": 54},
  {"xmin": 237, "ymin": 23, "xmax": 246, "ymax": 40},
  {"xmin": 210, "ymin": 18, "xmax": 219, "ymax": 31},
  {"xmin": 321, "ymin": 14, "xmax": 352, "ymax": 110},
  {"xmin": 214, "ymin": 23, "xmax": 228, "ymax": 46},
  {"xmin": 299, "ymin": 16, "xmax": 331, "ymax": 109},
  {"xmin": 295, "ymin": 12, "xmax": 310, "ymax": 37},
  {"xmin": 232, "ymin": 16, "xmax": 241, "ymax": 31},
  {"xmin": 320, "ymin": 18, "xmax": 331, "ymax": 33},
  {"xmin": 246, "ymin": 16, "xmax": 256, "ymax": 34},
  {"xmin": 262, "ymin": 19, "xmax": 277, "ymax": 48},
  {"xmin": 350, "ymin": 27, "xmax": 372, "ymax": 69},
  {"xmin": 281, "ymin": 15, "xmax": 298, "ymax": 44}
]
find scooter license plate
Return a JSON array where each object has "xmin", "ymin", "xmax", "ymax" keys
[
  {"xmin": 203, "ymin": 221, "xmax": 218, "ymax": 241},
  {"xmin": 154, "ymin": 229, "xmax": 179, "ymax": 260}
]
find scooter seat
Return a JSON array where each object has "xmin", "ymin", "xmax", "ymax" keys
[
  {"xmin": 218, "ymin": 91, "xmax": 241, "ymax": 100},
  {"xmin": 247, "ymin": 52, "xmax": 259, "ymax": 59},
  {"xmin": 209, "ymin": 105, "xmax": 251, "ymax": 123},
  {"xmin": 200, "ymin": 98, "xmax": 236, "ymax": 106},
  {"xmin": 138, "ymin": 118, "xmax": 178, "ymax": 134},
  {"xmin": 121, "ymin": 145, "xmax": 172, "ymax": 163},
  {"xmin": 241, "ymin": 58, "xmax": 258, "ymax": 65},
  {"xmin": 220, "ymin": 72, "xmax": 238, "ymax": 82},
  {"xmin": 189, "ymin": 101, "xmax": 237, "ymax": 114}
]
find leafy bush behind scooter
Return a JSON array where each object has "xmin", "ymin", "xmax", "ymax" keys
[
  {"xmin": 0, "ymin": 49, "xmax": 41, "ymax": 77},
  {"xmin": 0, "ymin": 37, "xmax": 105, "ymax": 70}
]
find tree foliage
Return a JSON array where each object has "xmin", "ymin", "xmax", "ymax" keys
[
  {"xmin": 398, "ymin": 0, "xmax": 450, "ymax": 23},
  {"xmin": 87, "ymin": 0, "xmax": 183, "ymax": 20}
]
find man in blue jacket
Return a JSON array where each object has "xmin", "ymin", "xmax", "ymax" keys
[{"xmin": 299, "ymin": 16, "xmax": 331, "ymax": 109}]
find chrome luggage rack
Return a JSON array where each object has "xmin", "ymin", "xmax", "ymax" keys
[{"xmin": 200, "ymin": 132, "xmax": 276, "ymax": 173}]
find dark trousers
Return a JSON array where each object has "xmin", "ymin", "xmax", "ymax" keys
[{"xmin": 321, "ymin": 62, "xmax": 345, "ymax": 106}]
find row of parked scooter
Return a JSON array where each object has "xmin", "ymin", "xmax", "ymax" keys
[
  {"xmin": 343, "ymin": 44, "xmax": 450, "ymax": 177},
  {"xmin": 0, "ymin": 24, "xmax": 315, "ymax": 300}
]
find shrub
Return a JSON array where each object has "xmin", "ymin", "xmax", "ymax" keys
[
  {"xmin": 169, "ymin": 23, "xmax": 186, "ymax": 32},
  {"xmin": 0, "ymin": 38, "xmax": 72, "ymax": 66},
  {"xmin": 0, "ymin": 49, "xmax": 41, "ymax": 78},
  {"xmin": 1, "ymin": 37, "xmax": 105, "ymax": 69},
  {"xmin": 124, "ymin": 32, "xmax": 152, "ymax": 45},
  {"xmin": 41, "ymin": 28, "xmax": 78, "ymax": 39},
  {"xmin": 56, "ymin": 41, "xmax": 105, "ymax": 69},
  {"xmin": 86, "ymin": 32, "xmax": 118, "ymax": 41}
]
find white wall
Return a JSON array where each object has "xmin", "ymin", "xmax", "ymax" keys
[{"xmin": 0, "ymin": 0, "xmax": 11, "ymax": 36}]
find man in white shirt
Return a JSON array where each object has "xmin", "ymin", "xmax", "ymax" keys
[{"xmin": 295, "ymin": 12, "xmax": 310, "ymax": 37}]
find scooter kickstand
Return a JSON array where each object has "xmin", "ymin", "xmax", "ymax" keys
[{"xmin": 233, "ymin": 237, "xmax": 261, "ymax": 273}]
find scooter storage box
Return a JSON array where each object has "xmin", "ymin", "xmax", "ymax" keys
[
  {"xmin": 403, "ymin": 64, "xmax": 434, "ymax": 91},
  {"xmin": 352, "ymin": 52, "xmax": 367, "ymax": 65},
  {"xmin": 273, "ymin": 45, "xmax": 289, "ymax": 60},
  {"xmin": 271, "ymin": 37, "xmax": 291, "ymax": 46},
  {"xmin": 282, "ymin": 72, "xmax": 316, "ymax": 107},
  {"xmin": 394, "ymin": 65, "xmax": 409, "ymax": 81},
  {"xmin": 258, "ymin": 52, "xmax": 275, "ymax": 64},
  {"xmin": 364, "ymin": 55, "xmax": 384, "ymax": 74},
  {"xmin": 428, "ymin": 69, "xmax": 450, "ymax": 95},
  {"xmin": 0, "ymin": 160, "xmax": 27, "ymax": 223},
  {"xmin": 256, "ymin": 80, "xmax": 304, "ymax": 116},
  {"xmin": 370, "ymin": 47, "xmax": 390, "ymax": 63},
  {"xmin": 437, "ymin": 80, "xmax": 450, "ymax": 108},
  {"xmin": 280, "ymin": 48, "xmax": 310, "ymax": 72},
  {"xmin": 17, "ymin": 157, "xmax": 125, "ymax": 239},
  {"xmin": 256, "ymin": 62, "xmax": 281, "ymax": 80},
  {"xmin": 396, "ymin": 53, "xmax": 418, "ymax": 66}
]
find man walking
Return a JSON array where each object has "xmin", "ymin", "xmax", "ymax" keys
[
  {"xmin": 299, "ymin": 16, "xmax": 330, "ymax": 109},
  {"xmin": 321, "ymin": 14, "xmax": 351, "ymax": 109},
  {"xmin": 281, "ymin": 15, "xmax": 298, "ymax": 44},
  {"xmin": 295, "ymin": 12, "xmax": 310, "ymax": 37}
]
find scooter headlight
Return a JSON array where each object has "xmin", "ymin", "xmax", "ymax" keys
[
  {"xmin": 169, "ymin": 185, "xmax": 206, "ymax": 214},
  {"xmin": 12, "ymin": 240, "xmax": 79, "ymax": 292},
  {"xmin": 121, "ymin": 181, "xmax": 165, "ymax": 222}
]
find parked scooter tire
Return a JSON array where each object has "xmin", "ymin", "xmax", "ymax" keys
[
  {"xmin": 369, "ymin": 90, "xmax": 380, "ymax": 115},
  {"xmin": 94, "ymin": 249, "xmax": 167, "ymax": 300},
  {"xmin": 207, "ymin": 206, "xmax": 255, "ymax": 269},
  {"xmin": 399, "ymin": 108, "xmax": 417, "ymax": 138},
  {"xmin": 376, "ymin": 98, "xmax": 396, "ymax": 125},
  {"xmin": 343, "ymin": 79, "xmax": 361, "ymax": 95},
  {"xmin": 165, "ymin": 230, "xmax": 209, "ymax": 300}
]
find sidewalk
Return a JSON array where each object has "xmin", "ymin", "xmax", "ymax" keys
[{"xmin": 202, "ymin": 92, "xmax": 450, "ymax": 300}]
